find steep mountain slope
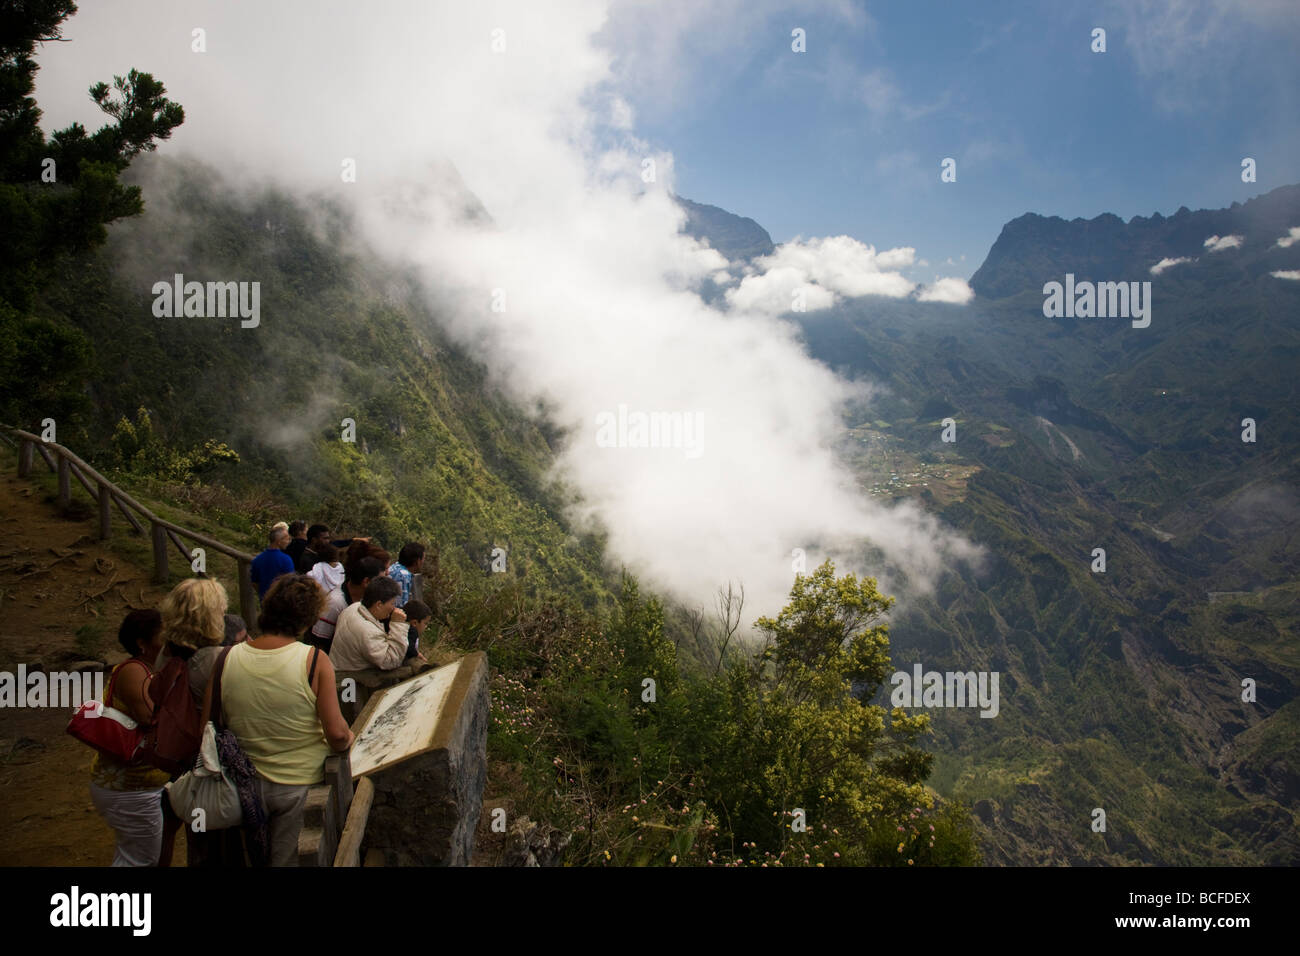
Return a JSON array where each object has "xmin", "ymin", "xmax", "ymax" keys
[
  {"xmin": 14, "ymin": 147, "xmax": 1296, "ymax": 864},
  {"xmin": 701, "ymin": 187, "xmax": 1300, "ymax": 864},
  {"xmin": 676, "ymin": 195, "xmax": 775, "ymax": 262},
  {"xmin": 25, "ymin": 155, "xmax": 612, "ymax": 611}
]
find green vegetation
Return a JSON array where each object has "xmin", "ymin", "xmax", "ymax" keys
[
  {"xmin": 0, "ymin": 0, "xmax": 183, "ymax": 428},
  {"xmin": 6, "ymin": 2, "xmax": 1291, "ymax": 866},
  {"xmin": 475, "ymin": 563, "xmax": 979, "ymax": 865},
  {"xmin": 0, "ymin": 1, "xmax": 976, "ymax": 866},
  {"xmin": 794, "ymin": 225, "xmax": 1300, "ymax": 864}
]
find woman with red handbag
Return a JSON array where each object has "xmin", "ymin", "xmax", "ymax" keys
[{"xmin": 86, "ymin": 609, "xmax": 171, "ymax": 865}]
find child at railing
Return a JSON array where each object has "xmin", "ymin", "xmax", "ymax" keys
[{"xmin": 403, "ymin": 600, "xmax": 431, "ymax": 664}]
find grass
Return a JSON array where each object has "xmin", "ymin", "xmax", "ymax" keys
[
  {"xmin": 73, "ymin": 623, "xmax": 104, "ymax": 659},
  {"xmin": 14, "ymin": 448, "xmax": 250, "ymax": 598}
]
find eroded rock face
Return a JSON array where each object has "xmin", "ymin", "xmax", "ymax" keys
[{"xmin": 352, "ymin": 652, "xmax": 489, "ymax": 866}]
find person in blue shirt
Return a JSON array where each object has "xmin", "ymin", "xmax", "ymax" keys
[
  {"xmin": 386, "ymin": 542, "xmax": 425, "ymax": 608},
  {"xmin": 250, "ymin": 527, "xmax": 296, "ymax": 599}
]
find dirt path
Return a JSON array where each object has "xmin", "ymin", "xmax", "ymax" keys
[
  {"xmin": 0, "ymin": 470, "xmax": 176, "ymax": 866},
  {"xmin": 0, "ymin": 464, "xmax": 515, "ymax": 867}
]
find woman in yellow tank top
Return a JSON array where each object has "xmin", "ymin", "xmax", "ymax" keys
[
  {"xmin": 89, "ymin": 610, "xmax": 170, "ymax": 865},
  {"xmin": 201, "ymin": 575, "xmax": 353, "ymax": 866}
]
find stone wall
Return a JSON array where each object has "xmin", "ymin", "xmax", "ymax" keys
[{"xmin": 347, "ymin": 651, "xmax": 489, "ymax": 866}]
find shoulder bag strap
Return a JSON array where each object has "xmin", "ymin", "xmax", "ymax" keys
[
  {"xmin": 104, "ymin": 657, "xmax": 151, "ymax": 707},
  {"xmin": 211, "ymin": 645, "xmax": 235, "ymax": 732},
  {"xmin": 307, "ymin": 646, "xmax": 320, "ymax": 685}
]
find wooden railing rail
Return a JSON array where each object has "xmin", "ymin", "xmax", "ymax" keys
[
  {"xmin": 297, "ymin": 752, "xmax": 366, "ymax": 866},
  {"xmin": 3, "ymin": 425, "xmax": 259, "ymax": 629}
]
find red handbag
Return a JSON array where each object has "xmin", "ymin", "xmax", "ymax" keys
[{"xmin": 66, "ymin": 659, "xmax": 151, "ymax": 764}]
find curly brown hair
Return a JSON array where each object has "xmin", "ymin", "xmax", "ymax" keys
[{"xmin": 258, "ymin": 575, "xmax": 327, "ymax": 636}]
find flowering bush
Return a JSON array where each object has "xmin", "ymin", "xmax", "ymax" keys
[{"xmin": 482, "ymin": 563, "xmax": 981, "ymax": 866}]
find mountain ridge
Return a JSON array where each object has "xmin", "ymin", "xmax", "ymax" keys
[
  {"xmin": 681, "ymin": 184, "xmax": 1300, "ymax": 865},
  {"xmin": 675, "ymin": 195, "xmax": 775, "ymax": 262},
  {"xmin": 970, "ymin": 183, "xmax": 1300, "ymax": 299}
]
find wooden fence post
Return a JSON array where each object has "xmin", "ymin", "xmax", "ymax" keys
[
  {"xmin": 333, "ymin": 777, "xmax": 375, "ymax": 868},
  {"xmin": 57, "ymin": 453, "xmax": 70, "ymax": 508},
  {"xmin": 325, "ymin": 752, "xmax": 354, "ymax": 838},
  {"xmin": 151, "ymin": 522, "xmax": 168, "ymax": 584},
  {"xmin": 238, "ymin": 559, "xmax": 258, "ymax": 634},
  {"xmin": 7, "ymin": 426, "xmax": 258, "ymax": 610},
  {"xmin": 98, "ymin": 482, "xmax": 112, "ymax": 540}
]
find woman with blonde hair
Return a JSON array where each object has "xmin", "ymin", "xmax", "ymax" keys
[
  {"xmin": 157, "ymin": 577, "xmax": 229, "ymax": 706},
  {"xmin": 154, "ymin": 577, "xmax": 228, "ymax": 865}
]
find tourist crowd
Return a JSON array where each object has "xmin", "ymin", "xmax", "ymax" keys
[{"xmin": 86, "ymin": 519, "xmax": 432, "ymax": 867}]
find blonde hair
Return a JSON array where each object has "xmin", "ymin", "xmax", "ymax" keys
[{"xmin": 160, "ymin": 578, "xmax": 228, "ymax": 650}]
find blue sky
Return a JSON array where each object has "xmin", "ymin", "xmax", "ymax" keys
[
  {"xmin": 27, "ymin": 0, "xmax": 1297, "ymax": 612},
  {"xmin": 612, "ymin": 0, "xmax": 1300, "ymax": 280}
]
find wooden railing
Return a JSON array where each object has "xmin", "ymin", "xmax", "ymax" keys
[
  {"xmin": 5, "ymin": 425, "xmax": 390, "ymax": 866},
  {"xmin": 3, "ymin": 425, "xmax": 258, "ymax": 629},
  {"xmin": 300, "ymin": 744, "xmax": 378, "ymax": 866},
  {"xmin": 298, "ymin": 753, "xmax": 358, "ymax": 866}
]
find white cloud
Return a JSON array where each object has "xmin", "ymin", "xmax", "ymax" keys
[
  {"xmin": 1150, "ymin": 256, "xmax": 1195, "ymax": 275},
  {"xmin": 609, "ymin": 96, "xmax": 635, "ymax": 130},
  {"xmin": 1203, "ymin": 234, "xmax": 1243, "ymax": 253},
  {"xmin": 598, "ymin": 0, "xmax": 867, "ymax": 122},
  {"xmin": 1108, "ymin": 0, "xmax": 1300, "ymax": 112},
  {"xmin": 726, "ymin": 266, "xmax": 838, "ymax": 314},
  {"xmin": 725, "ymin": 236, "xmax": 920, "ymax": 316},
  {"xmin": 33, "ymin": 0, "xmax": 979, "ymax": 618},
  {"xmin": 1271, "ymin": 270, "xmax": 1300, "ymax": 280},
  {"xmin": 849, "ymin": 65, "xmax": 951, "ymax": 125},
  {"xmin": 917, "ymin": 277, "xmax": 975, "ymax": 304},
  {"xmin": 1276, "ymin": 227, "xmax": 1300, "ymax": 248},
  {"xmin": 858, "ymin": 68, "xmax": 902, "ymax": 117},
  {"xmin": 725, "ymin": 236, "xmax": 974, "ymax": 314}
]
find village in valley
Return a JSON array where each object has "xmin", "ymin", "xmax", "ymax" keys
[{"xmin": 843, "ymin": 420, "xmax": 982, "ymax": 509}]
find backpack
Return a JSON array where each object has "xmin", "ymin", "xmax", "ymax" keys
[{"xmin": 139, "ymin": 655, "xmax": 203, "ymax": 775}]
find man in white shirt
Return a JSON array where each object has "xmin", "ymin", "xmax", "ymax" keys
[{"xmin": 330, "ymin": 576, "xmax": 409, "ymax": 672}]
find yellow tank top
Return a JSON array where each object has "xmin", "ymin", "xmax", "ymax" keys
[
  {"xmin": 89, "ymin": 660, "xmax": 171, "ymax": 791},
  {"xmin": 220, "ymin": 641, "xmax": 329, "ymax": 786}
]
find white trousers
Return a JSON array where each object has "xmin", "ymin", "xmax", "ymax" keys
[{"xmin": 89, "ymin": 782, "xmax": 163, "ymax": 866}]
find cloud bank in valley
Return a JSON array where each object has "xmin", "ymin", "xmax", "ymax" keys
[
  {"xmin": 1275, "ymin": 227, "xmax": 1300, "ymax": 248},
  {"xmin": 725, "ymin": 235, "xmax": 973, "ymax": 316},
  {"xmin": 1150, "ymin": 256, "xmax": 1195, "ymax": 275},
  {"xmin": 35, "ymin": 0, "xmax": 980, "ymax": 618},
  {"xmin": 1203, "ymin": 234, "xmax": 1244, "ymax": 253}
]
